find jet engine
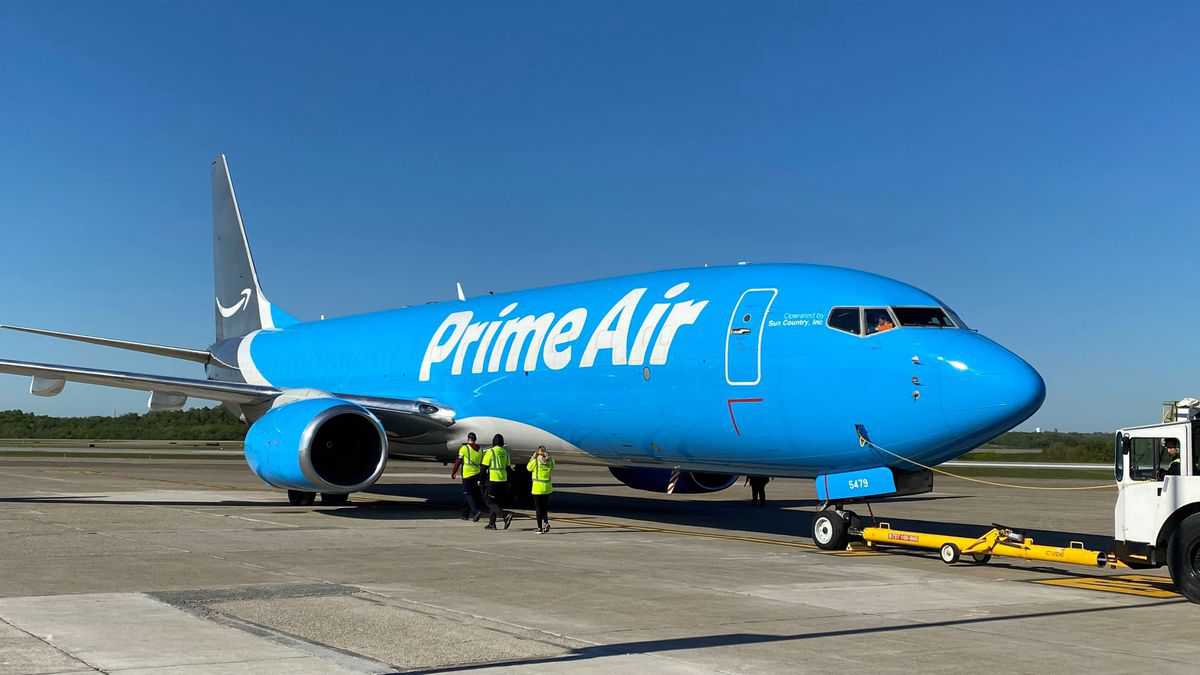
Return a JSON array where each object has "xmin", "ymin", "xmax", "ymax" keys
[
  {"xmin": 609, "ymin": 466, "xmax": 739, "ymax": 494},
  {"xmin": 243, "ymin": 397, "xmax": 388, "ymax": 494}
]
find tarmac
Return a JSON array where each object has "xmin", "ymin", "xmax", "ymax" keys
[{"xmin": 0, "ymin": 452, "xmax": 1195, "ymax": 674}]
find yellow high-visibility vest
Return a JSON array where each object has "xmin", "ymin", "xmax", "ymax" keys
[
  {"xmin": 481, "ymin": 445, "xmax": 510, "ymax": 482},
  {"xmin": 458, "ymin": 444, "xmax": 483, "ymax": 478},
  {"xmin": 526, "ymin": 456, "xmax": 555, "ymax": 495}
]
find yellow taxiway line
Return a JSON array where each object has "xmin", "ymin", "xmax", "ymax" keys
[{"xmin": 1032, "ymin": 574, "xmax": 1179, "ymax": 599}]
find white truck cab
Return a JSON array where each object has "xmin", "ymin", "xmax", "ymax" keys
[{"xmin": 1114, "ymin": 420, "xmax": 1200, "ymax": 601}]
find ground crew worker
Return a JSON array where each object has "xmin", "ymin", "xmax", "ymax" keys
[
  {"xmin": 527, "ymin": 445, "xmax": 555, "ymax": 533},
  {"xmin": 450, "ymin": 432, "xmax": 483, "ymax": 521},
  {"xmin": 1162, "ymin": 438, "xmax": 1182, "ymax": 478},
  {"xmin": 481, "ymin": 434, "xmax": 514, "ymax": 530},
  {"xmin": 746, "ymin": 475, "xmax": 770, "ymax": 506}
]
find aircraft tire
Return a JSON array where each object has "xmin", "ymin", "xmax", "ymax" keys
[
  {"xmin": 1167, "ymin": 514, "xmax": 1200, "ymax": 603},
  {"xmin": 812, "ymin": 509, "xmax": 847, "ymax": 550},
  {"xmin": 320, "ymin": 492, "xmax": 350, "ymax": 506},
  {"xmin": 288, "ymin": 490, "xmax": 317, "ymax": 506}
]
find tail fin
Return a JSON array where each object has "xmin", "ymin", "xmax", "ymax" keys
[{"xmin": 211, "ymin": 155, "xmax": 299, "ymax": 341}]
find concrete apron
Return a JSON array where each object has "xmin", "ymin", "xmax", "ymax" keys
[{"xmin": 0, "ymin": 592, "xmax": 371, "ymax": 675}]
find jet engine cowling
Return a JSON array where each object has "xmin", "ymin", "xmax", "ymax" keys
[
  {"xmin": 244, "ymin": 397, "xmax": 388, "ymax": 494},
  {"xmin": 609, "ymin": 466, "xmax": 739, "ymax": 494}
]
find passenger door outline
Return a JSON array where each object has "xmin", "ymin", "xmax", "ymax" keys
[{"xmin": 725, "ymin": 288, "xmax": 778, "ymax": 386}]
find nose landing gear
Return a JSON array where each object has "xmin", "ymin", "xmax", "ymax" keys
[{"xmin": 813, "ymin": 506, "xmax": 859, "ymax": 550}]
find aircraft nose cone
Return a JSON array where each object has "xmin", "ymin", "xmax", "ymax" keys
[{"xmin": 941, "ymin": 336, "xmax": 1045, "ymax": 436}]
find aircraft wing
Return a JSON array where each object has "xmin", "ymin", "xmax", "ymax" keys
[
  {"xmin": 0, "ymin": 358, "xmax": 455, "ymax": 437},
  {"xmin": 0, "ymin": 359, "xmax": 277, "ymax": 404},
  {"xmin": 1, "ymin": 325, "xmax": 213, "ymax": 364}
]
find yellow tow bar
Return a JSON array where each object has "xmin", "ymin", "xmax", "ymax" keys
[{"xmin": 859, "ymin": 523, "xmax": 1123, "ymax": 568}]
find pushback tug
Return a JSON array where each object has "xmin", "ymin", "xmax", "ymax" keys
[{"xmin": 812, "ymin": 401, "xmax": 1200, "ymax": 605}]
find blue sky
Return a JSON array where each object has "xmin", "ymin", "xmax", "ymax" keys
[{"xmin": 0, "ymin": 2, "xmax": 1197, "ymax": 430}]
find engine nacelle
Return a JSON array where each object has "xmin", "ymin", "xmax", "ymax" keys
[
  {"xmin": 244, "ymin": 397, "xmax": 388, "ymax": 493},
  {"xmin": 609, "ymin": 467, "xmax": 739, "ymax": 494}
]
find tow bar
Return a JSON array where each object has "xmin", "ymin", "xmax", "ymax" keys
[{"xmin": 857, "ymin": 522, "xmax": 1122, "ymax": 568}]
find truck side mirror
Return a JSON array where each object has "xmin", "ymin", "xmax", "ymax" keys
[{"xmin": 1121, "ymin": 436, "xmax": 1131, "ymax": 455}]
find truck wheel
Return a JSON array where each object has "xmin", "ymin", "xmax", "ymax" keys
[
  {"xmin": 970, "ymin": 553, "xmax": 992, "ymax": 564},
  {"xmin": 1167, "ymin": 514, "xmax": 1200, "ymax": 602},
  {"xmin": 940, "ymin": 543, "xmax": 961, "ymax": 564},
  {"xmin": 813, "ymin": 509, "xmax": 848, "ymax": 550}
]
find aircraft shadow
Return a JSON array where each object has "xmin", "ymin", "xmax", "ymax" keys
[
  {"xmin": 0, "ymin": 483, "xmax": 1111, "ymax": 550},
  {"xmin": 341, "ymin": 481, "xmax": 1120, "ymax": 550},
  {"xmin": 0, "ymin": 494, "xmax": 445, "ymax": 520}
]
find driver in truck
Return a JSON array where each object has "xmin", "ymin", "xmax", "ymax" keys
[{"xmin": 1160, "ymin": 438, "xmax": 1182, "ymax": 479}]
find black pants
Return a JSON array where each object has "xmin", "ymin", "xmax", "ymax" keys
[
  {"xmin": 485, "ymin": 481, "xmax": 508, "ymax": 526},
  {"xmin": 533, "ymin": 493, "xmax": 551, "ymax": 529},
  {"xmin": 461, "ymin": 475, "xmax": 483, "ymax": 517},
  {"xmin": 749, "ymin": 480, "xmax": 767, "ymax": 505}
]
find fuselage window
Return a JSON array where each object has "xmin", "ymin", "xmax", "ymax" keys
[
  {"xmin": 828, "ymin": 307, "xmax": 861, "ymax": 335},
  {"xmin": 864, "ymin": 308, "xmax": 896, "ymax": 335},
  {"xmin": 892, "ymin": 307, "xmax": 956, "ymax": 328}
]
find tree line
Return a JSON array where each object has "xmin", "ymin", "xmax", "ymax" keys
[
  {"xmin": 0, "ymin": 407, "xmax": 247, "ymax": 440},
  {"xmin": 0, "ymin": 408, "xmax": 1116, "ymax": 462},
  {"xmin": 973, "ymin": 430, "xmax": 1113, "ymax": 463}
]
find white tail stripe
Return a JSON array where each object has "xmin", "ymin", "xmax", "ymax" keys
[{"xmin": 237, "ymin": 331, "xmax": 271, "ymax": 386}]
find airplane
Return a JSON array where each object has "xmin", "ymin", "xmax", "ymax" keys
[{"xmin": 0, "ymin": 155, "xmax": 1045, "ymax": 550}]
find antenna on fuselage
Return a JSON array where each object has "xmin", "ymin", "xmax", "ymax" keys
[{"xmin": 456, "ymin": 282, "xmax": 466, "ymax": 302}]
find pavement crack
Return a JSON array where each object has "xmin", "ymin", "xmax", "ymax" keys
[{"xmin": 0, "ymin": 614, "xmax": 108, "ymax": 673}]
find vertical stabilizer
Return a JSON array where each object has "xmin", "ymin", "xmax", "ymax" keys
[{"xmin": 212, "ymin": 155, "xmax": 298, "ymax": 341}]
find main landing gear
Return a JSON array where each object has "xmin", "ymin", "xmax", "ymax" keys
[
  {"xmin": 287, "ymin": 490, "xmax": 351, "ymax": 506},
  {"xmin": 287, "ymin": 490, "xmax": 315, "ymax": 506}
]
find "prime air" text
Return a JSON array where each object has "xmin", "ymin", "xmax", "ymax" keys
[{"xmin": 419, "ymin": 282, "xmax": 709, "ymax": 381}]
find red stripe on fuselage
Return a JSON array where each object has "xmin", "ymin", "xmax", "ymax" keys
[{"xmin": 726, "ymin": 398, "xmax": 764, "ymax": 436}]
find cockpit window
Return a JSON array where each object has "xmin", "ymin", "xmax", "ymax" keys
[
  {"xmin": 864, "ymin": 308, "xmax": 896, "ymax": 335},
  {"xmin": 943, "ymin": 306, "xmax": 968, "ymax": 329},
  {"xmin": 892, "ymin": 307, "xmax": 956, "ymax": 328},
  {"xmin": 827, "ymin": 307, "xmax": 861, "ymax": 335}
]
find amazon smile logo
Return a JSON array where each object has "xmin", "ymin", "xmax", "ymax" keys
[{"xmin": 216, "ymin": 288, "xmax": 252, "ymax": 318}]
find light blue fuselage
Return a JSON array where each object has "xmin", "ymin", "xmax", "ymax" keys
[{"xmin": 240, "ymin": 263, "xmax": 1044, "ymax": 478}]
